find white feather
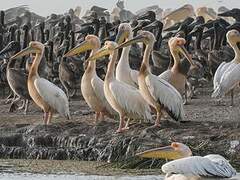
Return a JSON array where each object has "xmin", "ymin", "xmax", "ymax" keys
[
  {"xmin": 162, "ymin": 155, "xmax": 236, "ymax": 178},
  {"xmin": 34, "ymin": 78, "xmax": 70, "ymax": 118},
  {"xmin": 108, "ymin": 80, "xmax": 152, "ymax": 120},
  {"xmin": 213, "ymin": 61, "xmax": 228, "ymax": 90},
  {"xmin": 116, "ymin": 24, "xmax": 139, "ymax": 88},
  {"xmin": 91, "ymin": 74, "xmax": 116, "ymax": 115},
  {"xmin": 116, "ymin": 48, "xmax": 139, "ymax": 88},
  {"xmin": 158, "ymin": 69, "xmax": 171, "ymax": 82},
  {"xmin": 212, "ymin": 62, "xmax": 240, "ymax": 98},
  {"xmin": 146, "ymin": 74, "xmax": 184, "ymax": 120}
]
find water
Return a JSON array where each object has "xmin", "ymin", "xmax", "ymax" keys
[
  {"xmin": 1, "ymin": 173, "xmax": 240, "ymax": 180},
  {"xmin": 0, "ymin": 173, "xmax": 163, "ymax": 180}
]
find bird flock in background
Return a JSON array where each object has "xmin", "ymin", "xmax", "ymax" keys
[{"xmin": 0, "ymin": 3, "xmax": 239, "ymax": 179}]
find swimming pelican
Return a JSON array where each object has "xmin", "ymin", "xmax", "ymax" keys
[
  {"xmin": 116, "ymin": 31, "xmax": 184, "ymax": 126},
  {"xmin": 64, "ymin": 35, "xmax": 116, "ymax": 123},
  {"xmin": 136, "ymin": 142, "xmax": 237, "ymax": 179},
  {"xmin": 115, "ymin": 23, "xmax": 139, "ymax": 87},
  {"xmin": 158, "ymin": 37, "xmax": 195, "ymax": 99},
  {"xmin": 212, "ymin": 30, "xmax": 240, "ymax": 106},
  {"xmin": 87, "ymin": 41, "xmax": 152, "ymax": 133},
  {"xmin": 11, "ymin": 41, "xmax": 70, "ymax": 125}
]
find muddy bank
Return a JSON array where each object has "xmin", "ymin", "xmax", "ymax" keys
[{"xmin": 0, "ymin": 119, "xmax": 239, "ymax": 171}]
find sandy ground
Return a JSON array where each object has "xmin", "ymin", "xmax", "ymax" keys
[{"xmin": 0, "ymin": 85, "xmax": 239, "ymax": 126}]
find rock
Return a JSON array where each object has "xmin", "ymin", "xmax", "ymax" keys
[{"xmin": 0, "ymin": 121, "xmax": 238, "ymax": 170}]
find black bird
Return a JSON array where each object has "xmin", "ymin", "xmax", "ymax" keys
[{"xmin": 0, "ymin": 41, "xmax": 31, "ymax": 114}]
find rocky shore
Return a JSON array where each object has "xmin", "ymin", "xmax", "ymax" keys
[
  {"xmin": 0, "ymin": 119, "xmax": 239, "ymax": 171},
  {"xmin": 0, "ymin": 85, "xmax": 239, "ymax": 172}
]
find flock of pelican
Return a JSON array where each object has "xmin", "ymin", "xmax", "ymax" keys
[{"xmin": 0, "ymin": 3, "xmax": 239, "ymax": 180}]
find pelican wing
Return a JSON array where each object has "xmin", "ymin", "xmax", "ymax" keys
[
  {"xmin": 91, "ymin": 75, "xmax": 116, "ymax": 115},
  {"xmin": 213, "ymin": 61, "xmax": 229, "ymax": 89},
  {"xmin": 34, "ymin": 78, "xmax": 70, "ymax": 118},
  {"xmin": 146, "ymin": 74, "xmax": 184, "ymax": 120},
  {"xmin": 7, "ymin": 69, "xmax": 30, "ymax": 99},
  {"xmin": 158, "ymin": 69, "xmax": 171, "ymax": 82},
  {"xmin": 109, "ymin": 80, "xmax": 151, "ymax": 120},
  {"xmin": 212, "ymin": 62, "xmax": 240, "ymax": 98},
  {"xmin": 162, "ymin": 155, "xmax": 236, "ymax": 178}
]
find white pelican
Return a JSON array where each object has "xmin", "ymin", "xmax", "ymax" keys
[
  {"xmin": 11, "ymin": 41, "xmax": 70, "ymax": 124},
  {"xmin": 212, "ymin": 30, "xmax": 240, "ymax": 106},
  {"xmin": 64, "ymin": 35, "xmax": 116, "ymax": 122},
  {"xmin": 116, "ymin": 31, "xmax": 184, "ymax": 127},
  {"xmin": 158, "ymin": 37, "xmax": 195, "ymax": 100},
  {"xmin": 87, "ymin": 41, "xmax": 152, "ymax": 133},
  {"xmin": 136, "ymin": 142, "xmax": 237, "ymax": 179},
  {"xmin": 115, "ymin": 23, "xmax": 139, "ymax": 88}
]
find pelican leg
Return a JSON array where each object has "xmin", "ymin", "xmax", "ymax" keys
[
  {"xmin": 125, "ymin": 118, "xmax": 130, "ymax": 130},
  {"xmin": 18, "ymin": 99, "xmax": 25, "ymax": 110},
  {"xmin": 95, "ymin": 112, "xmax": 100, "ymax": 123},
  {"xmin": 43, "ymin": 112, "xmax": 49, "ymax": 125},
  {"xmin": 9, "ymin": 96, "xmax": 21, "ymax": 112},
  {"xmin": 47, "ymin": 111, "xmax": 53, "ymax": 125},
  {"xmin": 183, "ymin": 82, "xmax": 188, "ymax": 105},
  {"xmin": 24, "ymin": 100, "xmax": 29, "ymax": 115},
  {"xmin": 5, "ymin": 92, "xmax": 15, "ymax": 104},
  {"xmin": 116, "ymin": 114, "xmax": 128, "ymax": 133},
  {"xmin": 230, "ymin": 89, "xmax": 234, "ymax": 106},
  {"xmin": 154, "ymin": 110, "xmax": 162, "ymax": 127},
  {"xmin": 5, "ymin": 91, "xmax": 14, "ymax": 104},
  {"xmin": 99, "ymin": 112, "xmax": 105, "ymax": 121}
]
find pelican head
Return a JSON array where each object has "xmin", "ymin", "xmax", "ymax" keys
[
  {"xmin": 10, "ymin": 41, "xmax": 43, "ymax": 60},
  {"xmin": 115, "ymin": 23, "xmax": 132, "ymax": 44},
  {"xmin": 64, "ymin": 35, "xmax": 100, "ymax": 57},
  {"xmin": 87, "ymin": 41, "xmax": 118, "ymax": 61},
  {"xmin": 168, "ymin": 37, "xmax": 195, "ymax": 66},
  {"xmin": 116, "ymin": 30, "xmax": 156, "ymax": 49},
  {"xmin": 136, "ymin": 142, "xmax": 192, "ymax": 160},
  {"xmin": 226, "ymin": 29, "xmax": 240, "ymax": 45}
]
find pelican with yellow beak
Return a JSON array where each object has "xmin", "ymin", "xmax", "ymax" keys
[
  {"xmin": 64, "ymin": 35, "xmax": 116, "ymax": 123},
  {"xmin": 87, "ymin": 41, "xmax": 152, "ymax": 133},
  {"xmin": 159, "ymin": 37, "xmax": 196, "ymax": 98},
  {"xmin": 11, "ymin": 41, "xmax": 70, "ymax": 124},
  {"xmin": 115, "ymin": 23, "xmax": 139, "ymax": 88},
  {"xmin": 136, "ymin": 142, "xmax": 237, "ymax": 179},
  {"xmin": 116, "ymin": 31, "xmax": 184, "ymax": 127}
]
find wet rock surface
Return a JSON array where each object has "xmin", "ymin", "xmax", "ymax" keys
[{"xmin": 0, "ymin": 119, "xmax": 239, "ymax": 171}]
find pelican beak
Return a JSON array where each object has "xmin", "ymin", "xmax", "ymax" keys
[
  {"xmin": 116, "ymin": 34, "xmax": 145, "ymax": 50},
  {"xmin": 136, "ymin": 146, "xmax": 183, "ymax": 160},
  {"xmin": 87, "ymin": 46, "xmax": 109, "ymax": 61},
  {"xmin": 10, "ymin": 46, "xmax": 39, "ymax": 60},
  {"xmin": 178, "ymin": 45, "xmax": 195, "ymax": 66},
  {"xmin": 64, "ymin": 41, "xmax": 93, "ymax": 57},
  {"xmin": 115, "ymin": 29, "xmax": 129, "ymax": 44}
]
